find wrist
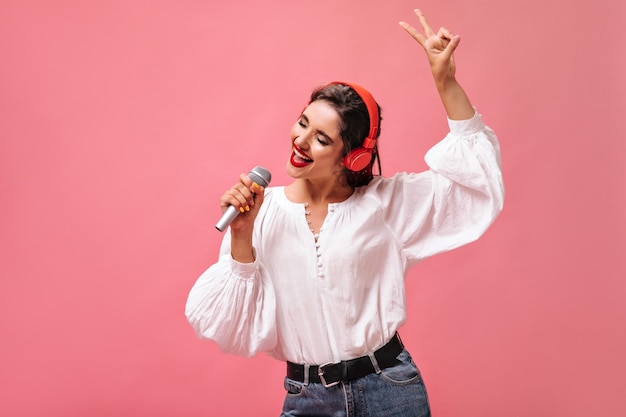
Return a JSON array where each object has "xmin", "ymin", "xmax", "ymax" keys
[
  {"xmin": 434, "ymin": 79, "xmax": 474, "ymax": 121},
  {"xmin": 434, "ymin": 76, "xmax": 459, "ymax": 95},
  {"xmin": 230, "ymin": 229, "xmax": 255, "ymax": 263}
]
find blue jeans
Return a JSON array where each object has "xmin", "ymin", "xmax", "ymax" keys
[{"xmin": 280, "ymin": 349, "xmax": 431, "ymax": 417}]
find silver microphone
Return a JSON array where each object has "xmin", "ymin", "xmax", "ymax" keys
[{"xmin": 215, "ymin": 166, "xmax": 272, "ymax": 232}]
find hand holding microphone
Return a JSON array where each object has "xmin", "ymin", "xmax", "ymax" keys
[{"xmin": 215, "ymin": 166, "xmax": 271, "ymax": 232}]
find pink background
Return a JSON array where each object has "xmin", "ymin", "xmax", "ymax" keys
[{"xmin": 1, "ymin": 1, "xmax": 625, "ymax": 416}]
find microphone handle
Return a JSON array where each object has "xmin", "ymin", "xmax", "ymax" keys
[{"xmin": 215, "ymin": 205, "xmax": 240, "ymax": 232}]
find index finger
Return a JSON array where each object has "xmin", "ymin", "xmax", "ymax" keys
[
  {"xmin": 398, "ymin": 21, "xmax": 427, "ymax": 47},
  {"xmin": 239, "ymin": 173, "xmax": 255, "ymax": 189}
]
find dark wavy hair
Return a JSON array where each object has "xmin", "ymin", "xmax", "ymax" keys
[{"xmin": 309, "ymin": 83, "xmax": 382, "ymax": 187}]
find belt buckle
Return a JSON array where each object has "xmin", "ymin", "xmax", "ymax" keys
[{"xmin": 318, "ymin": 362, "xmax": 341, "ymax": 388}]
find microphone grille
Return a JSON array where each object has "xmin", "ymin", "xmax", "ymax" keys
[{"xmin": 249, "ymin": 166, "xmax": 272, "ymax": 187}]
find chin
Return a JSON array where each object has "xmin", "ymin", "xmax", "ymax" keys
[{"xmin": 285, "ymin": 160, "xmax": 300, "ymax": 179}]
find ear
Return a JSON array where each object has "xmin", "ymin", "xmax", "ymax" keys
[{"xmin": 337, "ymin": 148, "xmax": 348, "ymax": 166}]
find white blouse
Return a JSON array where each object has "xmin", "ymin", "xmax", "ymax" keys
[{"xmin": 186, "ymin": 111, "xmax": 504, "ymax": 365}]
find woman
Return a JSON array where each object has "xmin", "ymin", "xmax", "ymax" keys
[{"xmin": 186, "ymin": 9, "xmax": 504, "ymax": 416}]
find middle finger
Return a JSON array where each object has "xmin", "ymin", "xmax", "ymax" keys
[{"xmin": 414, "ymin": 9, "xmax": 435, "ymax": 37}]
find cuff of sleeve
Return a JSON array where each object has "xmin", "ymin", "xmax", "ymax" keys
[
  {"xmin": 447, "ymin": 108, "xmax": 483, "ymax": 135},
  {"xmin": 229, "ymin": 249, "xmax": 257, "ymax": 279}
]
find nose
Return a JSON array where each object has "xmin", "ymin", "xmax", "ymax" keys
[
  {"xmin": 293, "ymin": 135, "xmax": 306, "ymax": 148},
  {"xmin": 293, "ymin": 129, "xmax": 312, "ymax": 149}
]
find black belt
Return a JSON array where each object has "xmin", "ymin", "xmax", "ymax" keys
[{"xmin": 286, "ymin": 333, "xmax": 404, "ymax": 387}]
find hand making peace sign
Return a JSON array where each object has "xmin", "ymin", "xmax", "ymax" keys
[{"xmin": 400, "ymin": 9, "xmax": 475, "ymax": 120}]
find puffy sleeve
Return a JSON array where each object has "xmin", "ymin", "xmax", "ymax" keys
[
  {"xmin": 185, "ymin": 231, "xmax": 277, "ymax": 357},
  {"xmin": 373, "ymin": 110, "xmax": 505, "ymax": 266}
]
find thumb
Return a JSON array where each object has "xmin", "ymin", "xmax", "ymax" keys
[
  {"xmin": 251, "ymin": 184, "xmax": 266, "ymax": 210},
  {"xmin": 441, "ymin": 34, "xmax": 461, "ymax": 60}
]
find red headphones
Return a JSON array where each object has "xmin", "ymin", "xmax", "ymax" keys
[{"xmin": 326, "ymin": 81, "xmax": 380, "ymax": 172}]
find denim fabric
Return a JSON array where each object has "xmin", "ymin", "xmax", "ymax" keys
[{"xmin": 280, "ymin": 349, "xmax": 431, "ymax": 417}]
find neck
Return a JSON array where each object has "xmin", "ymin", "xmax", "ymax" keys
[{"xmin": 286, "ymin": 178, "xmax": 354, "ymax": 205}]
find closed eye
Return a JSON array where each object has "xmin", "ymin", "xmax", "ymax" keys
[
  {"xmin": 316, "ymin": 135, "xmax": 330, "ymax": 146},
  {"xmin": 299, "ymin": 113, "xmax": 334, "ymax": 145}
]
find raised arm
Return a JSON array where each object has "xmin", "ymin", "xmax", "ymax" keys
[{"xmin": 399, "ymin": 9, "xmax": 475, "ymax": 120}]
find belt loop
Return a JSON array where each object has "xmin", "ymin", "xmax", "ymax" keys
[
  {"xmin": 303, "ymin": 364, "xmax": 310, "ymax": 386},
  {"xmin": 367, "ymin": 352, "xmax": 382, "ymax": 374}
]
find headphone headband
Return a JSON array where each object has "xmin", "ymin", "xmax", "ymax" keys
[
  {"xmin": 326, "ymin": 81, "xmax": 379, "ymax": 172},
  {"xmin": 328, "ymin": 81, "xmax": 379, "ymax": 150}
]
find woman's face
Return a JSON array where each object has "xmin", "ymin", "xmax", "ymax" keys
[{"xmin": 286, "ymin": 100, "xmax": 345, "ymax": 181}]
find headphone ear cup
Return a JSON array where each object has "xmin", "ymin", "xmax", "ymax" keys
[{"xmin": 343, "ymin": 147, "xmax": 373, "ymax": 171}]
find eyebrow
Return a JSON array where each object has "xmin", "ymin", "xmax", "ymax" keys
[{"xmin": 300, "ymin": 113, "xmax": 335, "ymax": 144}]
